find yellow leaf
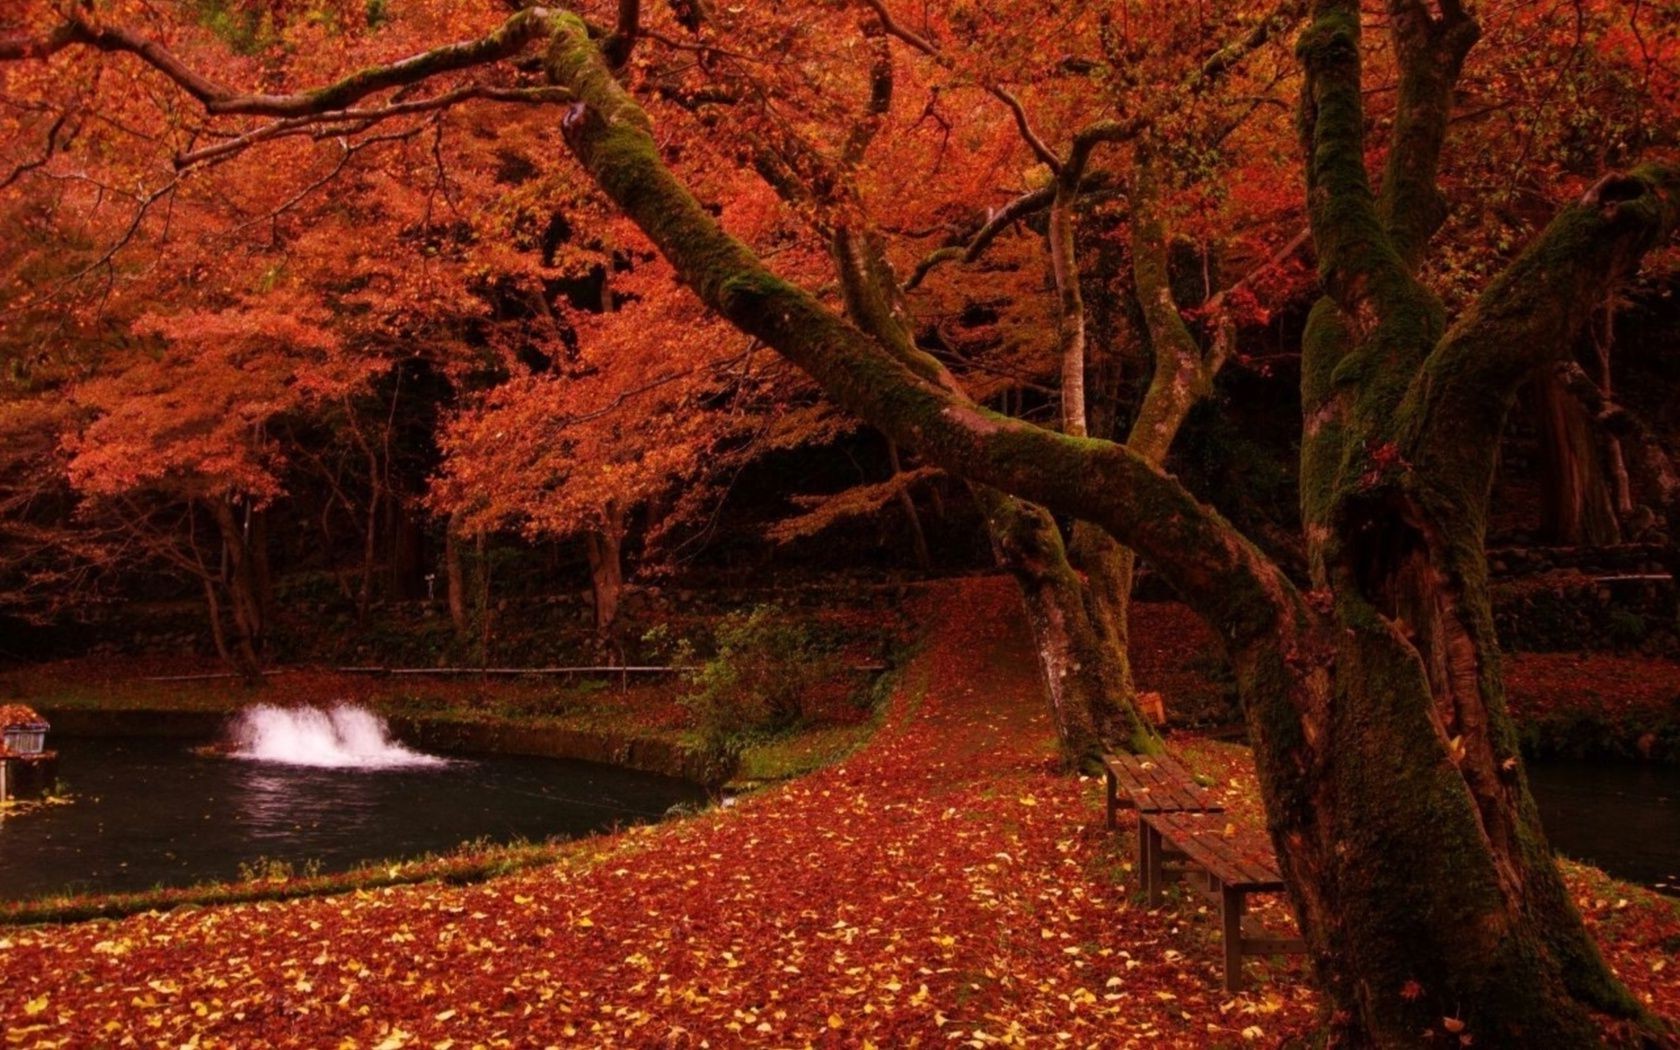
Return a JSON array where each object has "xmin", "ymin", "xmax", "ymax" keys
[
  {"xmin": 827, "ymin": 1013, "xmax": 844, "ymax": 1029},
  {"xmin": 24, "ymin": 995, "xmax": 48, "ymax": 1016}
]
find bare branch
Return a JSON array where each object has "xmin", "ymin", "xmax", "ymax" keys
[
  {"xmin": 0, "ymin": 109, "xmax": 69, "ymax": 190},
  {"xmin": 862, "ymin": 0, "xmax": 1060, "ymax": 171},
  {"xmin": 858, "ymin": 0, "xmax": 936, "ymax": 56},
  {"xmin": 902, "ymin": 184, "xmax": 1055, "ymax": 290},
  {"xmin": 174, "ymin": 85, "xmax": 571, "ymax": 169},
  {"xmin": 2, "ymin": 8, "xmax": 556, "ymax": 118}
]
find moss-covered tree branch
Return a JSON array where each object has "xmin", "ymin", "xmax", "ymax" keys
[
  {"xmin": 1397, "ymin": 166, "xmax": 1680, "ymax": 514},
  {"xmin": 1379, "ymin": 0, "xmax": 1479, "ymax": 269}
]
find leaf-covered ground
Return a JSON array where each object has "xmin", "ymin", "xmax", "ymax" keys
[{"xmin": 3, "ymin": 578, "xmax": 1677, "ymax": 1048}]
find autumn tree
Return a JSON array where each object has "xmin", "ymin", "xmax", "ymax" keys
[{"xmin": 5, "ymin": 0, "xmax": 1680, "ymax": 1044}]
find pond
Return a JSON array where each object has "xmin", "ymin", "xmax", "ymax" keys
[
  {"xmin": 0, "ymin": 716, "xmax": 705, "ymax": 902},
  {"xmin": 1529, "ymin": 759, "xmax": 1680, "ymax": 896}
]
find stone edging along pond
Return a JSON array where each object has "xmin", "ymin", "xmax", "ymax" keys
[
  {"xmin": 35, "ymin": 706, "xmax": 731, "ymax": 787},
  {"xmin": 1, "ymin": 706, "xmax": 732, "ymax": 926}
]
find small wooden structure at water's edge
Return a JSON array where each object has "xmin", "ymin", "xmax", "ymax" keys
[{"xmin": 0, "ymin": 704, "xmax": 57, "ymax": 803}]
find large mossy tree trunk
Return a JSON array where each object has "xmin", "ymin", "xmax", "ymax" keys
[{"xmin": 1282, "ymin": 2, "xmax": 1678, "ymax": 1042}]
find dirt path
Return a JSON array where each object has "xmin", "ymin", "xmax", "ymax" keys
[{"xmin": 1, "ymin": 578, "xmax": 1323, "ymax": 1048}]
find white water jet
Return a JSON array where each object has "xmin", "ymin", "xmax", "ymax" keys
[{"xmin": 228, "ymin": 704, "xmax": 447, "ymax": 769}]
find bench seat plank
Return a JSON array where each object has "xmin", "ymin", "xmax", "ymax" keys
[
  {"xmin": 1102, "ymin": 751, "xmax": 1222, "ymax": 818},
  {"xmin": 1145, "ymin": 811, "xmax": 1284, "ymax": 891}
]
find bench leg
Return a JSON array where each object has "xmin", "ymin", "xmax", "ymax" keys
[
  {"xmin": 1142, "ymin": 821, "xmax": 1163, "ymax": 905},
  {"xmin": 1221, "ymin": 882, "xmax": 1245, "ymax": 993},
  {"xmin": 1106, "ymin": 769, "xmax": 1119, "ymax": 830}
]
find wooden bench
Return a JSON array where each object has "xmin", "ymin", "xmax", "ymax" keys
[{"xmin": 1139, "ymin": 810, "xmax": 1305, "ymax": 991}]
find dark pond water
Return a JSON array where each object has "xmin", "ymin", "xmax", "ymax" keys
[
  {"xmin": 0, "ymin": 734, "xmax": 705, "ymax": 902},
  {"xmin": 1529, "ymin": 760, "xmax": 1680, "ymax": 895}
]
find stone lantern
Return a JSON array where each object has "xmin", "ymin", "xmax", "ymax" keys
[{"xmin": 0, "ymin": 704, "xmax": 56, "ymax": 803}]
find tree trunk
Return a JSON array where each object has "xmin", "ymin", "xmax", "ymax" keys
[
  {"xmin": 828, "ymin": 223, "xmax": 1142, "ymax": 759},
  {"xmin": 358, "ymin": 464, "xmax": 381, "ymax": 620},
  {"xmin": 386, "ymin": 496, "xmax": 427, "ymax": 601},
  {"xmin": 584, "ymin": 500, "xmax": 626, "ymax": 649},
  {"xmin": 201, "ymin": 576, "xmax": 232, "ymax": 667},
  {"xmin": 1068, "ymin": 521, "xmax": 1137, "ymax": 701},
  {"xmin": 248, "ymin": 503, "xmax": 274, "ymax": 626},
  {"xmin": 887, "ymin": 440, "xmax": 933, "ymax": 571},
  {"xmin": 1532, "ymin": 368, "xmax": 1622, "ymax": 545},
  {"xmin": 476, "ymin": 531, "xmax": 492, "ymax": 671},
  {"xmin": 211, "ymin": 498, "xmax": 264, "ymax": 686},
  {"xmin": 444, "ymin": 514, "xmax": 469, "ymax": 638},
  {"xmin": 978, "ymin": 488, "xmax": 1153, "ymax": 764},
  {"xmin": 1249, "ymin": 501, "xmax": 1650, "ymax": 1048}
]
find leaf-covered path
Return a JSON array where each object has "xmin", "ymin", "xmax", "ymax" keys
[
  {"xmin": 3, "ymin": 578, "xmax": 1675, "ymax": 1048},
  {"xmin": 0, "ymin": 579, "xmax": 1306, "ymax": 1047}
]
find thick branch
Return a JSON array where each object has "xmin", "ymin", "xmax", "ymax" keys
[
  {"xmin": 1127, "ymin": 162, "xmax": 1215, "ymax": 463},
  {"xmin": 1297, "ymin": 0, "xmax": 1416, "ymax": 323},
  {"xmin": 1379, "ymin": 0, "xmax": 1479, "ymax": 269},
  {"xmin": 1048, "ymin": 170, "xmax": 1087, "ymax": 437},
  {"xmin": 1398, "ymin": 167, "xmax": 1680, "ymax": 507}
]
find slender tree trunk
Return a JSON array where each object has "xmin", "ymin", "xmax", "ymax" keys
[
  {"xmin": 584, "ymin": 500, "xmax": 626, "ymax": 649},
  {"xmin": 249, "ymin": 504, "xmax": 274, "ymax": 626},
  {"xmin": 887, "ymin": 440, "xmax": 932, "ymax": 571},
  {"xmin": 201, "ymin": 576, "xmax": 232, "ymax": 666},
  {"xmin": 476, "ymin": 531, "xmax": 492, "ymax": 672},
  {"xmin": 444, "ymin": 514, "xmax": 469, "ymax": 638},
  {"xmin": 1592, "ymin": 296, "xmax": 1636, "ymax": 518},
  {"xmin": 359, "ymin": 468, "xmax": 381, "ymax": 619},
  {"xmin": 211, "ymin": 498, "xmax": 263, "ymax": 686}
]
